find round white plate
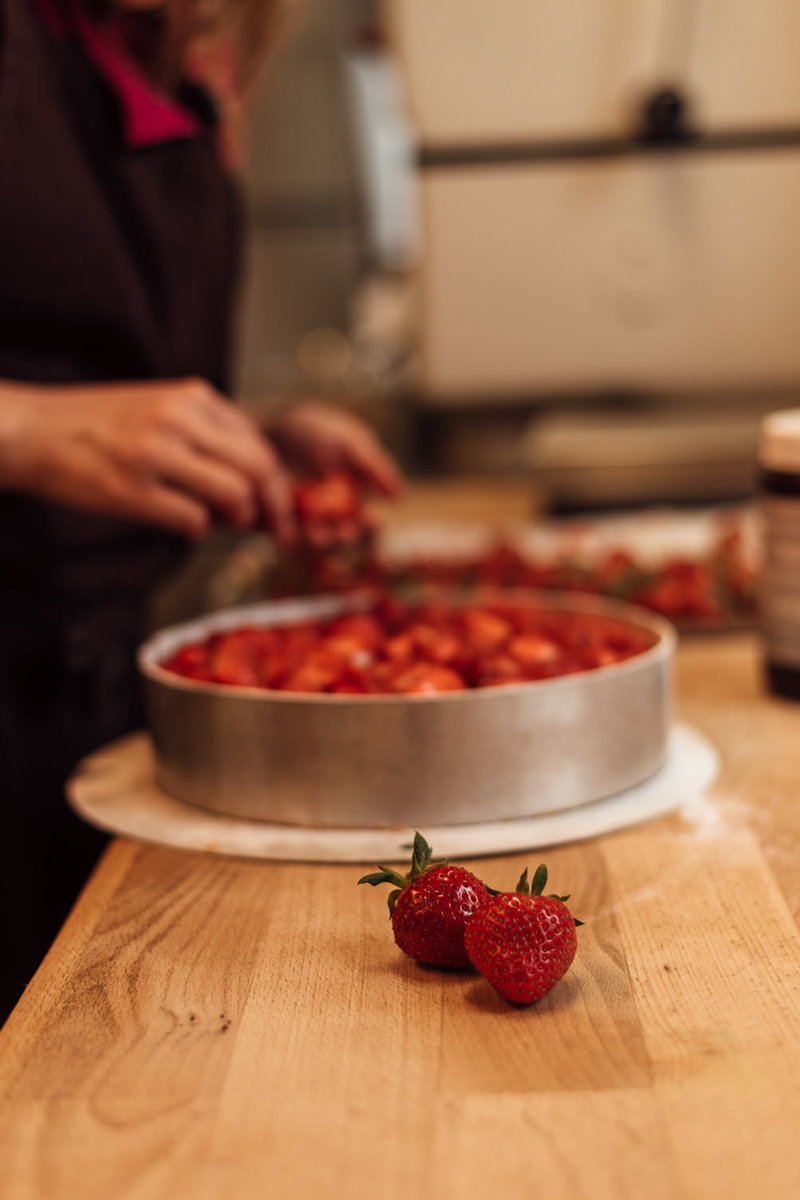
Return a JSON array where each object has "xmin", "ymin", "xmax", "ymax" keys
[{"xmin": 67, "ymin": 722, "xmax": 718, "ymax": 864}]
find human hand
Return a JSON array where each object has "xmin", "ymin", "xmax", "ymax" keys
[
  {"xmin": 0, "ymin": 378, "xmax": 297, "ymax": 541},
  {"xmin": 266, "ymin": 402, "xmax": 404, "ymax": 500}
]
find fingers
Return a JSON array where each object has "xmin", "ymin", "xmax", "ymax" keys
[
  {"xmin": 150, "ymin": 382, "xmax": 298, "ymax": 541},
  {"xmin": 338, "ymin": 430, "xmax": 404, "ymax": 498},
  {"xmin": 69, "ymin": 451, "xmax": 213, "ymax": 539},
  {"xmin": 252, "ymin": 448, "xmax": 297, "ymax": 545},
  {"xmin": 140, "ymin": 436, "xmax": 258, "ymax": 530},
  {"xmin": 269, "ymin": 403, "xmax": 404, "ymax": 498},
  {"xmin": 122, "ymin": 481, "xmax": 212, "ymax": 540},
  {"xmin": 11, "ymin": 379, "xmax": 402, "ymax": 544}
]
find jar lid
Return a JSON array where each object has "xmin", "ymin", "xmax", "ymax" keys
[{"xmin": 760, "ymin": 409, "xmax": 800, "ymax": 472}]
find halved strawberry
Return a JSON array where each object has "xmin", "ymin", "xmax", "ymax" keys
[
  {"xmin": 160, "ymin": 643, "xmax": 213, "ymax": 681},
  {"xmin": 293, "ymin": 472, "xmax": 372, "ymax": 548},
  {"xmin": 509, "ymin": 633, "xmax": 561, "ymax": 668},
  {"xmin": 209, "ymin": 628, "xmax": 275, "ymax": 687},
  {"xmin": 389, "ymin": 663, "xmax": 466, "ymax": 694},
  {"xmin": 294, "ymin": 472, "xmax": 361, "ymax": 522},
  {"xmin": 458, "ymin": 608, "xmax": 513, "ymax": 654}
]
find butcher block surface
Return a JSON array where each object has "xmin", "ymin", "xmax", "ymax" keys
[{"xmin": 2, "ymin": 632, "xmax": 800, "ymax": 1199}]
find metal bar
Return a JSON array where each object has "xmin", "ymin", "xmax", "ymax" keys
[{"xmin": 417, "ymin": 127, "xmax": 800, "ymax": 170}]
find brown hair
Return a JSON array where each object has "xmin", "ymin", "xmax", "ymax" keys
[
  {"xmin": 82, "ymin": 0, "xmax": 300, "ymax": 162},
  {"xmin": 160, "ymin": 0, "xmax": 297, "ymax": 96}
]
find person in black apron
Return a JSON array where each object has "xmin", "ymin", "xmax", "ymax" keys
[{"xmin": 0, "ymin": 0, "xmax": 401, "ymax": 1022}]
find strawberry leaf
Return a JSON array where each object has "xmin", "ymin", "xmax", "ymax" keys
[
  {"xmin": 530, "ymin": 864, "xmax": 548, "ymax": 895},
  {"xmin": 358, "ymin": 867, "xmax": 406, "ymax": 889},
  {"xmin": 410, "ymin": 831, "xmax": 432, "ymax": 878}
]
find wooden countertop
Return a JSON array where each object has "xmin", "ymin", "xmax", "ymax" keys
[{"xmin": 3, "ymin": 632, "xmax": 800, "ymax": 1199}]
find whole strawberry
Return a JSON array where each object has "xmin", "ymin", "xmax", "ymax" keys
[
  {"xmin": 464, "ymin": 864, "xmax": 580, "ymax": 1004},
  {"xmin": 358, "ymin": 832, "xmax": 490, "ymax": 968}
]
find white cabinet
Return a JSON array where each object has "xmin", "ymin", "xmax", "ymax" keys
[{"xmin": 387, "ymin": 0, "xmax": 800, "ymax": 400}]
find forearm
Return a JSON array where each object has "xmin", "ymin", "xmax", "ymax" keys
[
  {"xmin": 0, "ymin": 377, "xmax": 296, "ymax": 539},
  {"xmin": 0, "ymin": 379, "xmax": 42, "ymax": 490}
]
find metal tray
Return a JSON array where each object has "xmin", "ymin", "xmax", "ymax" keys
[{"xmin": 137, "ymin": 590, "xmax": 676, "ymax": 829}]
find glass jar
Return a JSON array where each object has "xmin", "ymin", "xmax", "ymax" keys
[{"xmin": 758, "ymin": 409, "xmax": 800, "ymax": 698}]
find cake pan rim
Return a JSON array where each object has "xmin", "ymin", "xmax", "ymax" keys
[{"xmin": 137, "ymin": 587, "xmax": 677, "ymax": 706}]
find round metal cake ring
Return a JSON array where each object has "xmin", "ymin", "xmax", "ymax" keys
[
  {"xmin": 67, "ymin": 723, "xmax": 719, "ymax": 863},
  {"xmin": 137, "ymin": 590, "xmax": 676, "ymax": 830}
]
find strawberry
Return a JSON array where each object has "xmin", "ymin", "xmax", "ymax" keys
[
  {"xmin": 389, "ymin": 663, "xmax": 467, "ymax": 694},
  {"xmin": 358, "ymin": 832, "xmax": 489, "ymax": 968},
  {"xmin": 464, "ymin": 864, "xmax": 580, "ymax": 1004},
  {"xmin": 293, "ymin": 472, "xmax": 372, "ymax": 549},
  {"xmin": 294, "ymin": 472, "xmax": 361, "ymax": 523}
]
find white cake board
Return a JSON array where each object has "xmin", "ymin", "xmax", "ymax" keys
[{"xmin": 67, "ymin": 723, "xmax": 718, "ymax": 864}]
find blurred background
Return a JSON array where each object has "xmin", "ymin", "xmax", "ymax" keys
[{"xmin": 234, "ymin": 0, "xmax": 800, "ymax": 516}]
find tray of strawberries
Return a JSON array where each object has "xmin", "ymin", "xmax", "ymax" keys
[{"xmin": 215, "ymin": 473, "xmax": 760, "ymax": 632}]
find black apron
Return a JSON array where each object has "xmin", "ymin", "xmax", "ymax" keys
[{"xmin": 0, "ymin": 0, "xmax": 241, "ymax": 1019}]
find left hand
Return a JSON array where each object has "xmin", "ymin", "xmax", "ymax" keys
[{"xmin": 266, "ymin": 402, "xmax": 404, "ymax": 499}]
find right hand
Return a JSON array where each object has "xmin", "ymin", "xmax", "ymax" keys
[{"xmin": 0, "ymin": 378, "xmax": 297, "ymax": 541}]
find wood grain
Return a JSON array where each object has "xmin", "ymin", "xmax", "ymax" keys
[{"xmin": 3, "ymin": 633, "xmax": 800, "ymax": 1199}]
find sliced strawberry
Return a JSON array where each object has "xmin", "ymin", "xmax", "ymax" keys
[
  {"xmin": 281, "ymin": 650, "xmax": 346, "ymax": 693},
  {"xmin": 209, "ymin": 628, "xmax": 276, "ymax": 687},
  {"xmin": 293, "ymin": 472, "xmax": 372, "ymax": 549},
  {"xmin": 469, "ymin": 652, "xmax": 527, "ymax": 688},
  {"xmin": 390, "ymin": 663, "xmax": 466, "ymax": 694},
  {"xmin": 458, "ymin": 608, "xmax": 513, "ymax": 654},
  {"xmin": 326, "ymin": 612, "xmax": 384, "ymax": 650},
  {"xmin": 509, "ymin": 633, "xmax": 561, "ymax": 668},
  {"xmin": 384, "ymin": 623, "xmax": 461, "ymax": 666},
  {"xmin": 160, "ymin": 644, "xmax": 213, "ymax": 681},
  {"xmin": 294, "ymin": 472, "xmax": 361, "ymax": 521}
]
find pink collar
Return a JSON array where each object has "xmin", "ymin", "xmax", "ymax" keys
[{"xmin": 35, "ymin": 0, "xmax": 202, "ymax": 148}]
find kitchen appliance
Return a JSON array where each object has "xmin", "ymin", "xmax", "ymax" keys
[
  {"xmin": 387, "ymin": 0, "xmax": 800, "ymax": 401},
  {"xmin": 373, "ymin": 1, "xmax": 800, "ymax": 504}
]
